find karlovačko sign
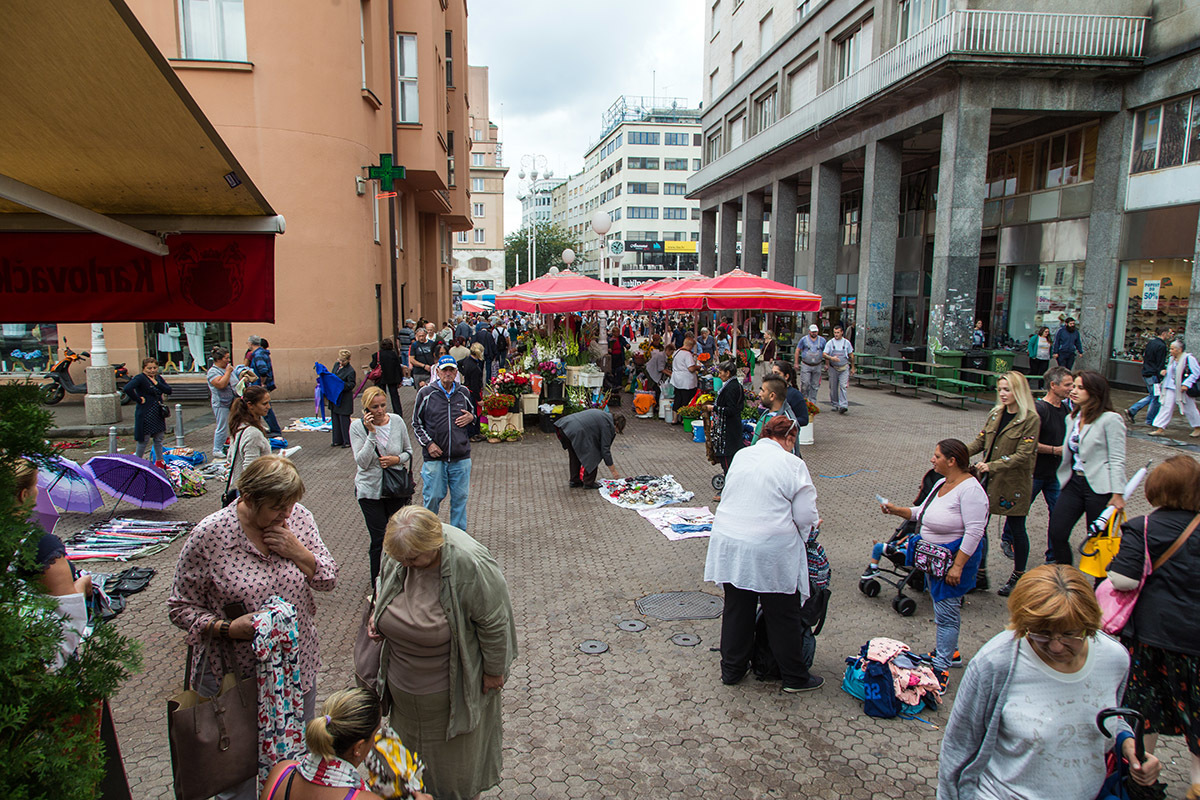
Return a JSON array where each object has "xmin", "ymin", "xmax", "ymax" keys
[{"xmin": 0, "ymin": 232, "xmax": 276, "ymax": 323}]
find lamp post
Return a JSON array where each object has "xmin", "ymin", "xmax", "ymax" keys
[
  {"xmin": 516, "ymin": 154, "xmax": 552, "ymax": 283},
  {"xmin": 590, "ymin": 210, "xmax": 613, "ymax": 350}
]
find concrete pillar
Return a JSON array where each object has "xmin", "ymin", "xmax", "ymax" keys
[
  {"xmin": 1190, "ymin": 223, "xmax": 1200, "ymax": 351},
  {"xmin": 857, "ymin": 139, "xmax": 902, "ymax": 355},
  {"xmin": 699, "ymin": 208, "xmax": 718, "ymax": 277},
  {"xmin": 84, "ymin": 323, "xmax": 121, "ymax": 425},
  {"xmin": 929, "ymin": 98, "xmax": 991, "ymax": 351},
  {"xmin": 741, "ymin": 191, "xmax": 765, "ymax": 276},
  {"xmin": 718, "ymin": 200, "xmax": 739, "ymax": 275},
  {"xmin": 810, "ymin": 161, "xmax": 842, "ymax": 312},
  {"xmin": 768, "ymin": 178, "xmax": 798, "ymax": 287},
  {"xmin": 1080, "ymin": 112, "xmax": 1129, "ymax": 374}
]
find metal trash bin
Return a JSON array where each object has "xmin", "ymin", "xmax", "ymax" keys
[
  {"xmin": 988, "ymin": 350, "xmax": 1016, "ymax": 375},
  {"xmin": 932, "ymin": 349, "xmax": 964, "ymax": 380},
  {"xmin": 965, "ymin": 349, "xmax": 989, "ymax": 371}
]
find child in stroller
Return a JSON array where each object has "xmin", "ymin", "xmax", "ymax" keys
[{"xmin": 857, "ymin": 469, "xmax": 941, "ymax": 616}]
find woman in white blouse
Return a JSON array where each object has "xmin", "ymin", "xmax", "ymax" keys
[
  {"xmin": 704, "ymin": 415, "xmax": 823, "ymax": 694},
  {"xmin": 350, "ymin": 386, "xmax": 414, "ymax": 584},
  {"xmin": 1149, "ymin": 339, "xmax": 1200, "ymax": 438},
  {"xmin": 882, "ymin": 438, "xmax": 990, "ymax": 692}
]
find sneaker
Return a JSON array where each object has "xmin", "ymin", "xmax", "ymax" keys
[
  {"xmin": 1125, "ymin": 408, "xmax": 1136, "ymax": 424},
  {"xmin": 997, "ymin": 571, "xmax": 1023, "ymax": 597},
  {"xmin": 211, "ymin": 450, "xmax": 227, "ymax": 461},
  {"xmin": 925, "ymin": 650, "xmax": 962, "ymax": 668},
  {"xmin": 1148, "ymin": 429, "xmax": 1166, "ymax": 436},
  {"xmin": 1000, "ymin": 539, "xmax": 1014, "ymax": 560},
  {"xmin": 936, "ymin": 669, "xmax": 950, "ymax": 694},
  {"xmin": 838, "ymin": 407, "xmax": 848, "ymax": 414},
  {"xmin": 975, "ymin": 572, "xmax": 990, "ymax": 592},
  {"xmin": 782, "ymin": 675, "xmax": 825, "ymax": 693},
  {"xmin": 860, "ymin": 565, "xmax": 881, "ymax": 581}
]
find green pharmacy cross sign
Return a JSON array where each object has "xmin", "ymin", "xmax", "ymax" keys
[{"xmin": 365, "ymin": 153, "xmax": 406, "ymax": 192}]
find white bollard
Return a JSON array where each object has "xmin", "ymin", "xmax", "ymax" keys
[{"xmin": 108, "ymin": 426, "xmax": 118, "ymax": 454}]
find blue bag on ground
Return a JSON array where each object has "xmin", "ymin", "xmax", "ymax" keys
[{"xmin": 863, "ymin": 660, "xmax": 901, "ymax": 718}]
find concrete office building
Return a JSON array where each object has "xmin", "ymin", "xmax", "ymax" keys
[
  {"xmin": 573, "ymin": 96, "xmax": 705, "ymax": 286},
  {"xmin": 518, "ymin": 178, "xmax": 565, "ymax": 229},
  {"xmin": 453, "ymin": 65, "xmax": 508, "ymax": 297},
  {"xmin": 690, "ymin": 0, "xmax": 1200, "ymax": 384}
]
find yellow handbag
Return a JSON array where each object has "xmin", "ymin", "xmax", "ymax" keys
[{"xmin": 1078, "ymin": 510, "xmax": 1126, "ymax": 578}]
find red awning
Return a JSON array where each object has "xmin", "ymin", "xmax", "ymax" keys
[
  {"xmin": 655, "ymin": 269, "xmax": 822, "ymax": 312},
  {"xmin": 494, "ymin": 271, "xmax": 644, "ymax": 313}
]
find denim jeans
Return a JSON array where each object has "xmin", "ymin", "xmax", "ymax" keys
[
  {"xmin": 212, "ymin": 404, "xmax": 231, "ymax": 455},
  {"xmin": 1030, "ymin": 475, "xmax": 1061, "ymax": 563},
  {"xmin": 264, "ymin": 407, "xmax": 282, "ymax": 435},
  {"xmin": 422, "ymin": 458, "xmax": 472, "ymax": 531},
  {"xmin": 1129, "ymin": 375, "xmax": 1161, "ymax": 422},
  {"xmin": 933, "ymin": 596, "xmax": 962, "ymax": 673}
]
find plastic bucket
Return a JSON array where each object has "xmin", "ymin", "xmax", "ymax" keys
[
  {"xmin": 797, "ymin": 422, "xmax": 814, "ymax": 445},
  {"xmin": 692, "ymin": 420, "xmax": 706, "ymax": 443}
]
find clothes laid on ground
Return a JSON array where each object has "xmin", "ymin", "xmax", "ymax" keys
[
  {"xmin": 598, "ymin": 475, "xmax": 694, "ymax": 509},
  {"xmin": 282, "ymin": 416, "xmax": 334, "ymax": 432},
  {"xmin": 252, "ymin": 597, "xmax": 306, "ymax": 784},
  {"xmin": 636, "ymin": 506, "xmax": 715, "ymax": 540},
  {"xmin": 62, "ymin": 519, "xmax": 192, "ymax": 561}
]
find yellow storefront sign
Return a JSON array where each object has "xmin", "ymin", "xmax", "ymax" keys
[{"xmin": 663, "ymin": 241, "xmax": 697, "ymax": 253}]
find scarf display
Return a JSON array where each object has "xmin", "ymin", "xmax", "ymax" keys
[
  {"xmin": 252, "ymin": 597, "xmax": 305, "ymax": 783},
  {"xmin": 598, "ymin": 475, "xmax": 694, "ymax": 510},
  {"xmin": 297, "ymin": 754, "xmax": 365, "ymax": 789},
  {"xmin": 364, "ymin": 723, "xmax": 427, "ymax": 799}
]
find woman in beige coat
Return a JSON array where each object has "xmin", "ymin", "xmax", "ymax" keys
[{"xmin": 967, "ymin": 371, "xmax": 1041, "ymax": 597}]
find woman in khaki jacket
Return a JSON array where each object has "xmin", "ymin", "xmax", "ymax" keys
[{"xmin": 967, "ymin": 371, "xmax": 1041, "ymax": 597}]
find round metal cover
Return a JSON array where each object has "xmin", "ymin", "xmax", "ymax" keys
[
  {"xmin": 671, "ymin": 633, "xmax": 701, "ymax": 647},
  {"xmin": 618, "ymin": 620, "xmax": 647, "ymax": 632},
  {"xmin": 635, "ymin": 591, "xmax": 724, "ymax": 621},
  {"xmin": 578, "ymin": 640, "xmax": 609, "ymax": 654}
]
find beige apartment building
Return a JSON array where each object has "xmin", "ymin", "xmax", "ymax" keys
[
  {"xmin": 2, "ymin": 0, "xmax": 472, "ymax": 399},
  {"xmin": 453, "ymin": 65, "xmax": 508, "ymax": 299}
]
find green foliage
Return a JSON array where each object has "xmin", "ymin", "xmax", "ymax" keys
[
  {"xmin": 504, "ymin": 221, "xmax": 583, "ymax": 288},
  {"xmin": 0, "ymin": 384, "xmax": 141, "ymax": 799}
]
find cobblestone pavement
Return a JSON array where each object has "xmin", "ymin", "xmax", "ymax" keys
[{"xmin": 47, "ymin": 386, "xmax": 1197, "ymax": 798}]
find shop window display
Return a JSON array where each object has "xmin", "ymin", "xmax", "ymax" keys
[
  {"xmin": 1, "ymin": 323, "xmax": 58, "ymax": 372},
  {"xmin": 142, "ymin": 322, "xmax": 232, "ymax": 373},
  {"xmin": 992, "ymin": 262, "xmax": 1086, "ymax": 344},
  {"xmin": 1113, "ymin": 259, "xmax": 1192, "ymax": 360}
]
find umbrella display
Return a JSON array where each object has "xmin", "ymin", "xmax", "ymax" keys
[
  {"xmin": 494, "ymin": 270, "xmax": 645, "ymax": 313},
  {"xmin": 30, "ymin": 486, "xmax": 59, "ymax": 535},
  {"xmin": 38, "ymin": 454, "xmax": 104, "ymax": 513},
  {"xmin": 63, "ymin": 518, "xmax": 193, "ymax": 561},
  {"xmin": 84, "ymin": 454, "xmax": 177, "ymax": 517},
  {"xmin": 655, "ymin": 269, "xmax": 822, "ymax": 312}
]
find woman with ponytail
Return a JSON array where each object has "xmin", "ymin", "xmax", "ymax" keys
[
  {"xmin": 259, "ymin": 687, "xmax": 433, "ymax": 799},
  {"xmin": 228, "ymin": 385, "xmax": 274, "ymax": 486}
]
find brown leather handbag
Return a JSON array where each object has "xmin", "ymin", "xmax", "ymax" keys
[{"xmin": 167, "ymin": 636, "xmax": 258, "ymax": 800}]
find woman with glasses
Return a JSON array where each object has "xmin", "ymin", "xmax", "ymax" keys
[{"xmin": 938, "ymin": 564, "xmax": 1160, "ymax": 800}]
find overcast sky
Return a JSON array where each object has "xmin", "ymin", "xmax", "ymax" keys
[{"xmin": 468, "ymin": 0, "xmax": 704, "ymax": 236}]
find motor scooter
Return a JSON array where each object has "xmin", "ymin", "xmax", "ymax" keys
[{"xmin": 41, "ymin": 346, "xmax": 132, "ymax": 405}]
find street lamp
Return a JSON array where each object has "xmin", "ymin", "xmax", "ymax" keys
[
  {"xmin": 562, "ymin": 248, "xmax": 575, "ymax": 269},
  {"xmin": 517, "ymin": 154, "xmax": 553, "ymax": 283},
  {"xmin": 590, "ymin": 210, "xmax": 612, "ymax": 285}
]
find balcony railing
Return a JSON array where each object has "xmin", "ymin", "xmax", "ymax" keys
[{"xmin": 690, "ymin": 10, "xmax": 1148, "ymax": 194}]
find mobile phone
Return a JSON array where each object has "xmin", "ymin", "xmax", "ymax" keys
[{"xmin": 223, "ymin": 601, "xmax": 249, "ymax": 620}]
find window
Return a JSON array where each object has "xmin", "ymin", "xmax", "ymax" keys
[
  {"xmin": 456, "ymin": 231, "xmax": 468, "ymax": 243},
  {"xmin": 444, "ymin": 30, "xmax": 453, "ymax": 87},
  {"xmin": 693, "ymin": 158, "xmax": 703, "ymax": 170},
  {"xmin": 665, "ymin": 132, "xmax": 690, "ymax": 146},
  {"xmin": 664, "ymin": 231, "xmax": 688, "ymax": 241},
  {"xmin": 759, "ymin": 11, "xmax": 773, "ymax": 55},
  {"xmin": 627, "ymin": 157, "xmax": 660, "ymax": 170},
  {"xmin": 899, "ymin": 0, "xmax": 948, "ymax": 41},
  {"xmin": 180, "ymin": 0, "xmax": 247, "ymax": 61},
  {"xmin": 472, "ymin": 203, "xmax": 485, "ymax": 218},
  {"xmin": 706, "ymin": 131, "xmax": 724, "ymax": 162},
  {"xmin": 627, "ymin": 182, "xmax": 659, "ymax": 194},
  {"xmin": 610, "ymin": 209, "xmax": 622, "ymax": 221},
  {"xmin": 711, "ymin": 0, "xmax": 721, "ymax": 33},
  {"xmin": 373, "ymin": 193, "xmax": 380, "ymax": 243},
  {"xmin": 474, "ymin": 228, "xmax": 485, "ymax": 243},
  {"xmin": 472, "ymin": 152, "xmax": 485, "ymax": 167},
  {"xmin": 664, "ymin": 183, "xmax": 688, "ymax": 194},
  {"xmin": 397, "ymin": 34, "xmax": 419, "ymax": 123},
  {"xmin": 628, "ymin": 207, "xmax": 659, "ymax": 219},
  {"xmin": 663, "ymin": 208, "xmax": 688, "ymax": 220},
  {"xmin": 731, "ymin": 44, "xmax": 744, "ymax": 81},
  {"xmin": 628, "ymin": 132, "xmax": 660, "ymax": 145},
  {"xmin": 359, "ymin": 1, "xmax": 370, "ymax": 89},
  {"xmin": 446, "ymin": 130, "xmax": 455, "ymax": 187},
  {"xmin": 628, "ymin": 230, "xmax": 657, "ymax": 240},
  {"xmin": 754, "ymin": 90, "xmax": 777, "ymax": 134},
  {"xmin": 473, "ymin": 129, "xmax": 484, "ymax": 141},
  {"xmin": 1132, "ymin": 94, "xmax": 1200, "ymax": 173},
  {"xmin": 985, "ymin": 123, "xmax": 1099, "ymax": 197},
  {"xmin": 837, "ymin": 18, "xmax": 873, "ymax": 80},
  {"xmin": 471, "ymin": 177, "xmax": 484, "ymax": 192},
  {"xmin": 796, "ymin": 0, "xmax": 811, "ymax": 22},
  {"xmin": 664, "ymin": 158, "xmax": 689, "ymax": 170},
  {"xmin": 840, "ymin": 191, "xmax": 861, "ymax": 246},
  {"xmin": 709, "ymin": 68, "xmax": 720, "ymax": 98},
  {"xmin": 600, "ymin": 133, "xmax": 623, "ymax": 159},
  {"xmin": 788, "ymin": 59, "xmax": 817, "ymax": 112},
  {"xmin": 728, "ymin": 114, "xmax": 746, "ymax": 149}
]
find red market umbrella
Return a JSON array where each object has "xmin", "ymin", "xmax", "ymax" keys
[
  {"xmin": 462, "ymin": 300, "xmax": 493, "ymax": 313},
  {"xmin": 494, "ymin": 270, "xmax": 645, "ymax": 313},
  {"xmin": 656, "ymin": 269, "xmax": 822, "ymax": 312},
  {"xmin": 643, "ymin": 275, "xmax": 709, "ymax": 311}
]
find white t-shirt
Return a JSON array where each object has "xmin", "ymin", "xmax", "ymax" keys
[
  {"xmin": 671, "ymin": 349, "xmax": 698, "ymax": 390},
  {"xmin": 1068, "ymin": 416, "xmax": 1084, "ymax": 472},
  {"xmin": 824, "ymin": 337, "xmax": 854, "ymax": 370},
  {"xmin": 976, "ymin": 634, "xmax": 1129, "ymax": 800}
]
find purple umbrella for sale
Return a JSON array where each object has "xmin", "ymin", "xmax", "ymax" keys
[
  {"xmin": 38, "ymin": 455, "xmax": 104, "ymax": 513},
  {"xmin": 30, "ymin": 486, "xmax": 60, "ymax": 535},
  {"xmin": 84, "ymin": 454, "xmax": 178, "ymax": 518}
]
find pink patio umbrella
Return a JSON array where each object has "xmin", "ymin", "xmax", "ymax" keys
[
  {"xmin": 494, "ymin": 270, "xmax": 645, "ymax": 313},
  {"xmin": 654, "ymin": 269, "xmax": 822, "ymax": 312}
]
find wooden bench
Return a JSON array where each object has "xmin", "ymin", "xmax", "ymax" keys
[
  {"xmin": 935, "ymin": 377, "xmax": 989, "ymax": 397},
  {"xmin": 882, "ymin": 378, "xmax": 920, "ymax": 397},
  {"xmin": 919, "ymin": 386, "xmax": 970, "ymax": 409}
]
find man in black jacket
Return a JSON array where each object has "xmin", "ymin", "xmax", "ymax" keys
[
  {"xmin": 1128, "ymin": 325, "xmax": 1173, "ymax": 425},
  {"xmin": 412, "ymin": 355, "xmax": 476, "ymax": 531},
  {"xmin": 471, "ymin": 324, "xmax": 497, "ymax": 384},
  {"xmin": 555, "ymin": 409, "xmax": 625, "ymax": 488},
  {"xmin": 457, "ymin": 343, "xmax": 486, "ymax": 441}
]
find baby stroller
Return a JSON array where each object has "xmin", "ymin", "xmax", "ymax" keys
[{"xmin": 858, "ymin": 469, "xmax": 940, "ymax": 617}]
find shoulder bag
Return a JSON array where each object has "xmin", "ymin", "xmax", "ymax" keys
[
  {"xmin": 167, "ymin": 634, "xmax": 257, "ymax": 800},
  {"xmin": 354, "ymin": 593, "xmax": 383, "ymax": 695},
  {"xmin": 363, "ymin": 420, "xmax": 415, "ymax": 499},
  {"xmin": 1097, "ymin": 512, "xmax": 1200, "ymax": 635},
  {"xmin": 1184, "ymin": 357, "xmax": 1200, "ymax": 398},
  {"xmin": 911, "ymin": 481, "xmax": 955, "ymax": 578},
  {"xmin": 367, "ymin": 352, "xmax": 384, "ymax": 383},
  {"xmin": 221, "ymin": 430, "xmax": 244, "ymax": 507}
]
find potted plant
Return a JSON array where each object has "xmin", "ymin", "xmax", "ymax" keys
[{"xmin": 482, "ymin": 393, "xmax": 515, "ymax": 418}]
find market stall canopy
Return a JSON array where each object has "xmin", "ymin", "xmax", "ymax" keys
[
  {"xmin": 642, "ymin": 275, "xmax": 708, "ymax": 311},
  {"xmin": 461, "ymin": 300, "xmax": 494, "ymax": 313},
  {"xmin": 494, "ymin": 271, "xmax": 645, "ymax": 313},
  {"xmin": 0, "ymin": 0, "xmax": 282, "ymax": 323},
  {"xmin": 656, "ymin": 269, "xmax": 822, "ymax": 312}
]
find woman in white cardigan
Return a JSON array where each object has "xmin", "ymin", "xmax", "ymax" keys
[
  {"xmin": 704, "ymin": 415, "xmax": 823, "ymax": 694},
  {"xmin": 1149, "ymin": 339, "xmax": 1200, "ymax": 438},
  {"xmin": 351, "ymin": 386, "xmax": 414, "ymax": 583},
  {"xmin": 1047, "ymin": 370, "xmax": 1127, "ymax": 565}
]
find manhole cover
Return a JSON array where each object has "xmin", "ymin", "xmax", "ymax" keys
[
  {"xmin": 671, "ymin": 633, "xmax": 701, "ymax": 647},
  {"xmin": 578, "ymin": 640, "xmax": 609, "ymax": 654},
  {"xmin": 635, "ymin": 591, "xmax": 724, "ymax": 621},
  {"xmin": 618, "ymin": 620, "xmax": 647, "ymax": 632}
]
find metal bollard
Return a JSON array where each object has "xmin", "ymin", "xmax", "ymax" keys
[
  {"xmin": 108, "ymin": 426, "xmax": 118, "ymax": 454},
  {"xmin": 175, "ymin": 403, "xmax": 185, "ymax": 448}
]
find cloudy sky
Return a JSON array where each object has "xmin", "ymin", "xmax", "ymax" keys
[{"xmin": 468, "ymin": 1, "xmax": 704, "ymax": 235}]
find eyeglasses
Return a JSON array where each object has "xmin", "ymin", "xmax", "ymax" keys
[{"xmin": 1026, "ymin": 631, "xmax": 1087, "ymax": 646}]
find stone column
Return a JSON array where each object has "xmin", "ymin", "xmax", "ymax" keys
[
  {"xmin": 1080, "ymin": 112, "xmax": 1129, "ymax": 374},
  {"xmin": 929, "ymin": 97, "xmax": 991, "ymax": 351},
  {"xmin": 856, "ymin": 139, "xmax": 901, "ymax": 354},
  {"xmin": 718, "ymin": 200, "xmax": 739, "ymax": 275},
  {"xmin": 699, "ymin": 207, "xmax": 718, "ymax": 277},
  {"xmin": 1190, "ymin": 223, "xmax": 1200, "ymax": 351},
  {"xmin": 810, "ymin": 161, "xmax": 842, "ymax": 312},
  {"xmin": 741, "ymin": 191, "xmax": 765, "ymax": 276},
  {"xmin": 768, "ymin": 178, "xmax": 798, "ymax": 286},
  {"xmin": 84, "ymin": 322, "xmax": 122, "ymax": 425}
]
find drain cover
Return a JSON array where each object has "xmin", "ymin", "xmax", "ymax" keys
[
  {"xmin": 671, "ymin": 633, "xmax": 701, "ymax": 647},
  {"xmin": 618, "ymin": 620, "xmax": 647, "ymax": 632},
  {"xmin": 635, "ymin": 591, "xmax": 724, "ymax": 621},
  {"xmin": 578, "ymin": 640, "xmax": 609, "ymax": 654}
]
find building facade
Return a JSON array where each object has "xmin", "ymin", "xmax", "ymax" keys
[
  {"xmin": 690, "ymin": 0, "xmax": 1200, "ymax": 385},
  {"xmin": 2, "ymin": 0, "xmax": 472, "ymax": 399},
  {"xmin": 453, "ymin": 65, "xmax": 508, "ymax": 297}
]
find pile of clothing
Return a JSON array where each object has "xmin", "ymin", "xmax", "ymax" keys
[
  {"xmin": 636, "ymin": 506, "xmax": 714, "ymax": 540},
  {"xmin": 283, "ymin": 417, "xmax": 332, "ymax": 432},
  {"xmin": 82, "ymin": 566, "xmax": 156, "ymax": 627},
  {"xmin": 842, "ymin": 637, "xmax": 941, "ymax": 718},
  {"xmin": 598, "ymin": 475, "xmax": 694, "ymax": 510},
  {"xmin": 63, "ymin": 518, "xmax": 192, "ymax": 561}
]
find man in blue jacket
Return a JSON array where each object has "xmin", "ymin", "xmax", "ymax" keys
[
  {"xmin": 411, "ymin": 355, "xmax": 476, "ymax": 531},
  {"xmin": 1052, "ymin": 318, "xmax": 1083, "ymax": 370}
]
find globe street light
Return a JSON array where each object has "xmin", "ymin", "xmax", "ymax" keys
[
  {"xmin": 562, "ymin": 248, "xmax": 575, "ymax": 268},
  {"xmin": 590, "ymin": 210, "xmax": 613, "ymax": 350}
]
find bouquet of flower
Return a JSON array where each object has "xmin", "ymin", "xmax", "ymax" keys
[
  {"xmin": 806, "ymin": 399, "xmax": 820, "ymax": 417},
  {"xmin": 565, "ymin": 386, "xmax": 610, "ymax": 411},
  {"xmin": 482, "ymin": 394, "xmax": 515, "ymax": 416},
  {"xmin": 491, "ymin": 371, "xmax": 533, "ymax": 396},
  {"xmin": 535, "ymin": 359, "xmax": 562, "ymax": 383}
]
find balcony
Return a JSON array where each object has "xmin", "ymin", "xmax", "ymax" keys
[{"xmin": 689, "ymin": 10, "xmax": 1148, "ymax": 196}]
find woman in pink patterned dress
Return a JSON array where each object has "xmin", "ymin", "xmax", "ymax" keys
[{"xmin": 169, "ymin": 455, "xmax": 338, "ymax": 800}]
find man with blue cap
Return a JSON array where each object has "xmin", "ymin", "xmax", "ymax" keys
[{"xmin": 411, "ymin": 354, "xmax": 476, "ymax": 530}]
